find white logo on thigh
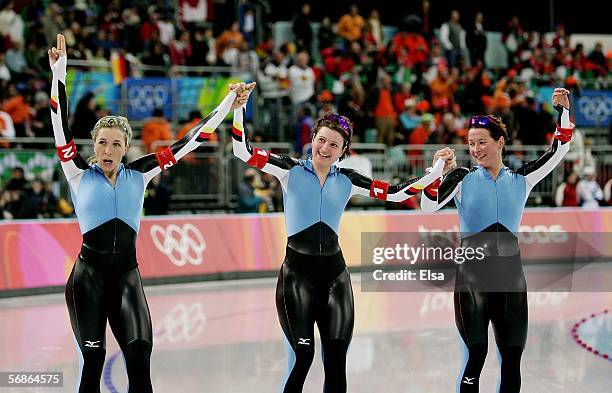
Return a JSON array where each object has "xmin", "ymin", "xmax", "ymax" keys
[
  {"xmin": 462, "ymin": 377, "xmax": 475, "ymax": 384},
  {"xmin": 84, "ymin": 340, "xmax": 100, "ymax": 348},
  {"xmin": 150, "ymin": 223, "xmax": 206, "ymax": 267},
  {"xmin": 157, "ymin": 303, "xmax": 207, "ymax": 343},
  {"xmin": 297, "ymin": 338, "xmax": 311, "ymax": 346}
]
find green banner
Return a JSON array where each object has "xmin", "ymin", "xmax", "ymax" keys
[{"xmin": 0, "ymin": 151, "xmax": 58, "ymax": 185}]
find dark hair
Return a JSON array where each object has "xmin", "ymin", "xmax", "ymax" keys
[
  {"xmin": 188, "ymin": 110, "xmax": 201, "ymax": 120},
  {"xmin": 312, "ymin": 114, "xmax": 353, "ymax": 160},
  {"xmin": 468, "ymin": 114, "xmax": 509, "ymax": 157}
]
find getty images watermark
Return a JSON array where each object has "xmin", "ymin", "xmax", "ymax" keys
[
  {"xmin": 360, "ymin": 231, "xmax": 611, "ymax": 292},
  {"xmin": 371, "ymin": 243, "xmax": 485, "ymax": 281}
]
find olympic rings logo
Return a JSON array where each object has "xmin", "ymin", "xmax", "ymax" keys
[
  {"xmin": 576, "ymin": 95, "xmax": 612, "ymax": 123},
  {"xmin": 150, "ymin": 223, "xmax": 206, "ymax": 267},
  {"xmin": 156, "ymin": 302, "xmax": 207, "ymax": 343},
  {"xmin": 127, "ymin": 84, "xmax": 170, "ymax": 114}
]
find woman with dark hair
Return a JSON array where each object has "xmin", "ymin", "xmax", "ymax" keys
[
  {"xmin": 231, "ymin": 82, "xmax": 445, "ymax": 393},
  {"xmin": 70, "ymin": 91, "xmax": 99, "ymax": 140},
  {"xmin": 49, "ymin": 34, "xmax": 247, "ymax": 392},
  {"xmin": 421, "ymin": 88, "xmax": 573, "ymax": 393}
]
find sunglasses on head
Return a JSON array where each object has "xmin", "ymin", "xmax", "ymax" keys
[
  {"xmin": 469, "ymin": 115, "xmax": 495, "ymax": 128},
  {"xmin": 322, "ymin": 114, "xmax": 352, "ymax": 135}
]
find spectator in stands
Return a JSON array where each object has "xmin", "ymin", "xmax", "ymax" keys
[
  {"xmin": 366, "ymin": 9, "xmax": 384, "ymax": 48},
  {"xmin": 466, "ymin": 12, "xmax": 487, "ymax": 67},
  {"xmin": 189, "ymin": 28, "xmax": 213, "ymax": 67},
  {"xmin": 5, "ymin": 41, "xmax": 30, "ymax": 82},
  {"xmin": 215, "ymin": 21, "xmax": 245, "ymax": 66},
  {"xmin": 0, "ymin": 53, "xmax": 10, "ymax": 81},
  {"xmin": 18, "ymin": 178, "xmax": 59, "ymax": 219},
  {"xmin": 1, "ymin": 166, "xmax": 28, "ymax": 220},
  {"xmin": 408, "ymin": 113, "xmax": 434, "ymax": 164},
  {"xmin": 366, "ymin": 72, "xmax": 397, "ymax": 147},
  {"xmin": 317, "ymin": 15, "xmax": 336, "ymax": 51},
  {"xmin": 0, "ymin": 109, "xmax": 15, "ymax": 143},
  {"xmin": 393, "ymin": 83, "xmax": 412, "ymax": 114},
  {"xmin": 577, "ymin": 167, "xmax": 603, "ymax": 209},
  {"xmin": 41, "ymin": 3, "xmax": 65, "ymax": 45},
  {"xmin": 144, "ymin": 175, "xmax": 171, "ymax": 216},
  {"xmin": 288, "ymin": 51, "xmax": 315, "ymax": 107},
  {"xmin": 337, "ymin": 77, "xmax": 366, "ymax": 140},
  {"xmin": 4, "ymin": 167, "xmax": 26, "ymax": 192},
  {"xmin": 514, "ymin": 96, "xmax": 549, "ymax": 146},
  {"xmin": 295, "ymin": 105, "xmax": 314, "ymax": 153},
  {"xmin": 292, "ymin": 3, "xmax": 313, "ymax": 54},
  {"xmin": 551, "ymin": 23, "xmax": 570, "ymax": 51},
  {"xmin": 587, "ymin": 42, "xmax": 608, "ymax": 75},
  {"xmin": 0, "ymin": 1, "xmax": 24, "ymax": 45},
  {"xmin": 260, "ymin": 172, "xmax": 282, "ymax": 212},
  {"xmin": 70, "ymin": 92, "xmax": 98, "ymax": 140},
  {"xmin": 1, "ymin": 84, "xmax": 30, "ymax": 138},
  {"xmin": 141, "ymin": 108, "xmax": 173, "ymax": 154},
  {"xmin": 390, "ymin": 16, "xmax": 429, "ymax": 70},
  {"xmin": 429, "ymin": 65, "xmax": 456, "ymax": 111},
  {"xmin": 170, "ymin": 31, "xmax": 192, "ymax": 66},
  {"xmin": 337, "ymin": 4, "xmax": 365, "ymax": 44},
  {"xmin": 236, "ymin": 168, "xmax": 264, "ymax": 213},
  {"xmin": 505, "ymin": 139, "xmax": 525, "ymax": 170},
  {"xmin": 439, "ymin": 10, "xmax": 466, "ymax": 68},
  {"xmin": 0, "ymin": 188, "xmax": 23, "ymax": 220},
  {"xmin": 30, "ymin": 91, "xmax": 53, "ymax": 139},
  {"xmin": 555, "ymin": 171, "xmax": 579, "ymax": 207},
  {"xmin": 141, "ymin": 41, "xmax": 169, "ymax": 76},
  {"xmin": 156, "ymin": 11, "xmax": 176, "ymax": 47},
  {"xmin": 429, "ymin": 112, "xmax": 458, "ymax": 145},
  {"xmin": 261, "ymin": 50, "xmax": 289, "ymax": 95},
  {"xmin": 399, "ymin": 97, "xmax": 421, "ymax": 134},
  {"xmin": 502, "ymin": 15, "xmax": 524, "ymax": 68}
]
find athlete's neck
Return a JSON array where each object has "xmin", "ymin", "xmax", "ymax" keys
[
  {"xmin": 312, "ymin": 160, "xmax": 332, "ymax": 187},
  {"xmin": 102, "ymin": 168, "xmax": 119, "ymax": 186},
  {"xmin": 485, "ymin": 160, "xmax": 503, "ymax": 180}
]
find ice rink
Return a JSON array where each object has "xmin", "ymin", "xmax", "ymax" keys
[{"xmin": 1, "ymin": 275, "xmax": 611, "ymax": 393}]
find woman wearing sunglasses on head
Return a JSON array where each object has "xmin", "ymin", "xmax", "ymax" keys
[
  {"xmin": 48, "ymin": 34, "xmax": 248, "ymax": 392},
  {"xmin": 231, "ymin": 82, "xmax": 445, "ymax": 393},
  {"xmin": 421, "ymin": 88, "xmax": 573, "ymax": 393}
]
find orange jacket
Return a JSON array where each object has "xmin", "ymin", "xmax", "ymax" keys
[
  {"xmin": 141, "ymin": 117, "xmax": 173, "ymax": 153},
  {"xmin": 2, "ymin": 95, "xmax": 30, "ymax": 124},
  {"xmin": 337, "ymin": 14, "xmax": 365, "ymax": 42}
]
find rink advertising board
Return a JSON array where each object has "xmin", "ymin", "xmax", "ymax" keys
[{"xmin": 1, "ymin": 208, "xmax": 611, "ymax": 291}]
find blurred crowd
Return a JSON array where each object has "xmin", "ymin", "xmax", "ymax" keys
[
  {"xmin": 0, "ymin": 1, "xmax": 610, "ymax": 216},
  {"xmin": 0, "ymin": 166, "xmax": 63, "ymax": 219}
]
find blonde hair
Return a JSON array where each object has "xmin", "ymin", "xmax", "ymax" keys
[{"xmin": 88, "ymin": 116, "xmax": 133, "ymax": 164}]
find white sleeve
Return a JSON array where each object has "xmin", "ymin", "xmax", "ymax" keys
[{"xmin": 231, "ymin": 106, "xmax": 298, "ymax": 186}]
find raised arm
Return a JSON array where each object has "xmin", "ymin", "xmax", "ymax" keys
[
  {"xmin": 232, "ymin": 105, "xmax": 299, "ymax": 186},
  {"xmin": 515, "ymin": 88, "xmax": 573, "ymax": 193},
  {"xmin": 341, "ymin": 158, "xmax": 444, "ymax": 202},
  {"xmin": 48, "ymin": 34, "xmax": 90, "ymax": 186},
  {"xmin": 127, "ymin": 89, "xmax": 237, "ymax": 184}
]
